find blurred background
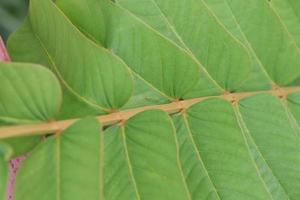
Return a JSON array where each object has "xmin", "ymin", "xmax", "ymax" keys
[{"xmin": 0, "ymin": 0, "xmax": 29, "ymax": 42}]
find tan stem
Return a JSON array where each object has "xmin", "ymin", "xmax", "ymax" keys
[{"xmin": 0, "ymin": 86, "xmax": 299, "ymax": 139}]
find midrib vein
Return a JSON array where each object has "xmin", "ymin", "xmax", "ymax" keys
[
  {"xmin": 120, "ymin": 126, "xmax": 141, "ymax": 200},
  {"xmin": 233, "ymin": 104, "xmax": 291, "ymax": 199},
  {"xmin": 99, "ymin": 130, "xmax": 105, "ymax": 200},
  {"xmin": 182, "ymin": 114, "xmax": 221, "ymax": 200},
  {"xmin": 285, "ymin": 0, "xmax": 300, "ymax": 25},
  {"xmin": 56, "ymin": 136, "xmax": 61, "ymax": 200},
  {"xmin": 280, "ymin": 99, "xmax": 300, "ymax": 143},
  {"xmin": 233, "ymin": 104, "xmax": 275, "ymax": 200},
  {"xmin": 170, "ymin": 116, "xmax": 193, "ymax": 200},
  {"xmin": 268, "ymin": 1, "xmax": 300, "ymax": 56},
  {"xmin": 0, "ymin": 86, "xmax": 300, "ymax": 139}
]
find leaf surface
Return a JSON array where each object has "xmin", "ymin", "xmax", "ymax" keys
[
  {"xmin": 0, "ymin": 62, "xmax": 61, "ymax": 156},
  {"xmin": 183, "ymin": 99, "xmax": 272, "ymax": 199},
  {"xmin": 56, "ymin": 0, "xmax": 222, "ymax": 98},
  {"xmin": 8, "ymin": 0, "xmax": 134, "ymax": 115},
  {"xmin": 238, "ymin": 94, "xmax": 300, "ymax": 199},
  {"xmin": 202, "ymin": 0, "xmax": 300, "ymax": 85},
  {"xmin": 115, "ymin": 0, "xmax": 271, "ymax": 91},
  {"xmin": 14, "ymin": 118, "xmax": 102, "ymax": 200},
  {"xmin": 15, "ymin": 110, "xmax": 193, "ymax": 200},
  {"xmin": 0, "ymin": 143, "xmax": 12, "ymax": 200},
  {"xmin": 3, "ymin": 0, "xmax": 300, "ymax": 199}
]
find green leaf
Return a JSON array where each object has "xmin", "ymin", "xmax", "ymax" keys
[
  {"xmin": 0, "ymin": 63, "xmax": 61, "ymax": 124},
  {"xmin": 15, "ymin": 111, "xmax": 192, "ymax": 200},
  {"xmin": 121, "ymin": 110, "xmax": 190, "ymax": 199},
  {"xmin": 202, "ymin": 0, "xmax": 300, "ymax": 86},
  {"xmin": 3, "ymin": 0, "xmax": 300, "ymax": 199},
  {"xmin": 8, "ymin": 0, "xmax": 134, "ymax": 115},
  {"xmin": 7, "ymin": 18, "xmax": 168, "ymax": 115},
  {"xmin": 268, "ymin": 0, "xmax": 300, "ymax": 48},
  {"xmin": 56, "ymin": 0, "xmax": 221, "ymax": 99},
  {"xmin": 287, "ymin": 92, "xmax": 300, "ymax": 125},
  {"xmin": 183, "ymin": 99, "xmax": 272, "ymax": 199},
  {"xmin": 238, "ymin": 94, "xmax": 300, "ymax": 199},
  {"xmin": 0, "ymin": 62, "xmax": 62, "ymax": 156},
  {"xmin": 113, "ymin": 0, "xmax": 271, "ymax": 91},
  {"xmin": 15, "ymin": 118, "xmax": 102, "ymax": 200}
]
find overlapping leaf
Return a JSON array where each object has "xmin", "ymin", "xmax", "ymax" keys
[
  {"xmin": 115, "ymin": 0, "xmax": 271, "ymax": 92},
  {"xmin": 14, "ymin": 118, "xmax": 103, "ymax": 200},
  {"xmin": 15, "ymin": 111, "xmax": 193, "ymax": 200},
  {"xmin": 56, "ymin": 0, "xmax": 223, "ymax": 98},
  {"xmin": 8, "ymin": 0, "xmax": 134, "ymax": 116},
  {"xmin": 0, "ymin": 62, "xmax": 61, "ymax": 156},
  {"xmin": 1, "ymin": 0, "xmax": 300, "ymax": 199},
  {"xmin": 202, "ymin": 0, "xmax": 300, "ymax": 85}
]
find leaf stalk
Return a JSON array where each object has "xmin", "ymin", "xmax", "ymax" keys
[{"xmin": 0, "ymin": 86, "xmax": 299, "ymax": 139}]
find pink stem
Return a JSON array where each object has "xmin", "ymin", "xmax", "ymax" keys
[
  {"xmin": 7, "ymin": 157, "xmax": 26, "ymax": 200},
  {"xmin": 0, "ymin": 36, "xmax": 11, "ymax": 62}
]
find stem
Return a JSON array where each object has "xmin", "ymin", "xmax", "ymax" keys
[
  {"xmin": 0, "ymin": 36, "xmax": 10, "ymax": 62},
  {"xmin": 0, "ymin": 86, "xmax": 299, "ymax": 139}
]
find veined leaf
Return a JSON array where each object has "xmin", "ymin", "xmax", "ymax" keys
[
  {"xmin": 8, "ymin": 0, "xmax": 217, "ymax": 117},
  {"xmin": 115, "ymin": 0, "xmax": 300, "ymax": 88},
  {"xmin": 202, "ymin": 0, "xmax": 300, "ymax": 86},
  {"xmin": 14, "ymin": 118, "xmax": 103, "ymax": 200},
  {"xmin": 15, "ymin": 111, "xmax": 192, "ymax": 200},
  {"xmin": 8, "ymin": 0, "xmax": 134, "ymax": 115},
  {"xmin": 238, "ymin": 94, "xmax": 300, "ymax": 199},
  {"xmin": 180, "ymin": 99, "xmax": 272, "ymax": 199},
  {"xmin": 56, "ymin": 0, "xmax": 222, "ymax": 99},
  {"xmin": 113, "ymin": 0, "xmax": 271, "ymax": 91},
  {"xmin": 287, "ymin": 92, "xmax": 300, "ymax": 124},
  {"xmin": 2, "ymin": 0, "xmax": 300, "ymax": 199},
  {"xmin": 104, "ymin": 110, "xmax": 190, "ymax": 200},
  {"xmin": 267, "ymin": 0, "xmax": 300, "ymax": 48},
  {"xmin": 0, "ymin": 62, "xmax": 61, "ymax": 156},
  {"xmin": 0, "ymin": 63, "xmax": 61, "ymax": 124}
]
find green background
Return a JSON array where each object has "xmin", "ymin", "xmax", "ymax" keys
[{"xmin": 0, "ymin": 0, "xmax": 28, "ymax": 42}]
